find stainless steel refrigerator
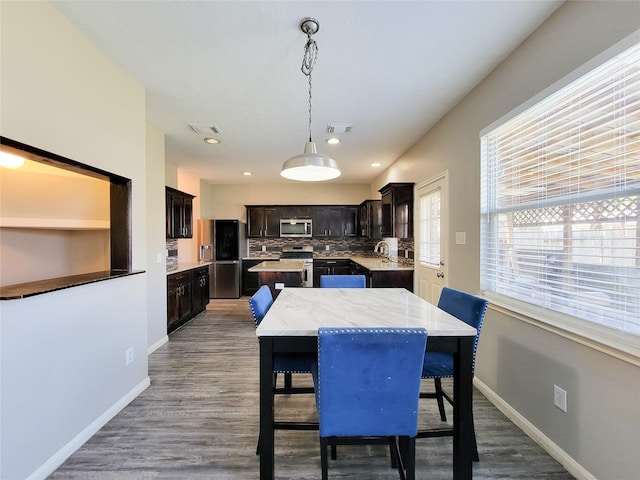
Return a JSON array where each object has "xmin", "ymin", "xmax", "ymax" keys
[{"xmin": 198, "ymin": 219, "xmax": 247, "ymax": 298}]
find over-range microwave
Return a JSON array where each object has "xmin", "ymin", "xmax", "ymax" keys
[{"xmin": 280, "ymin": 218, "xmax": 312, "ymax": 238}]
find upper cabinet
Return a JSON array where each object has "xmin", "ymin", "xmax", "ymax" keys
[
  {"xmin": 166, "ymin": 187, "xmax": 194, "ymax": 239},
  {"xmin": 313, "ymin": 206, "xmax": 344, "ymax": 238},
  {"xmin": 379, "ymin": 183, "xmax": 414, "ymax": 239},
  {"xmin": 313, "ymin": 206, "xmax": 358, "ymax": 238},
  {"xmin": 246, "ymin": 206, "xmax": 280, "ymax": 238},
  {"xmin": 360, "ymin": 200, "xmax": 382, "ymax": 239},
  {"xmin": 245, "ymin": 205, "xmax": 359, "ymax": 238}
]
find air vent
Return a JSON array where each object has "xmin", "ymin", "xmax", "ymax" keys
[
  {"xmin": 188, "ymin": 123, "xmax": 223, "ymax": 134},
  {"xmin": 327, "ymin": 123, "xmax": 352, "ymax": 134}
]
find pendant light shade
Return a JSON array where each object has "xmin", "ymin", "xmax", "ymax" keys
[
  {"xmin": 281, "ymin": 17, "xmax": 341, "ymax": 182},
  {"xmin": 281, "ymin": 142, "xmax": 341, "ymax": 181}
]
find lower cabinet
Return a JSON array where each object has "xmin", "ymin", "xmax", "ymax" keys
[
  {"xmin": 370, "ymin": 269, "xmax": 413, "ymax": 291},
  {"xmin": 316, "ymin": 258, "xmax": 414, "ymax": 291},
  {"xmin": 167, "ymin": 266, "xmax": 210, "ymax": 334},
  {"xmin": 313, "ymin": 259, "xmax": 351, "ymax": 287},
  {"xmin": 242, "ymin": 259, "xmax": 263, "ymax": 296}
]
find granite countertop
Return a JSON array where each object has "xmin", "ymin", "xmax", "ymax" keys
[
  {"xmin": 0, "ymin": 270, "xmax": 145, "ymax": 300},
  {"xmin": 166, "ymin": 262, "xmax": 212, "ymax": 275},
  {"xmin": 349, "ymin": 256, "xmax": 414, "ymax": 271},
  {"xmin": 248, "ymin": 261, "xmax": 305, "ymax": 272}
]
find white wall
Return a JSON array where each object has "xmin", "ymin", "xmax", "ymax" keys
[
  {"xmin": 0, "ymin": 2, "xmax": 150, "ymax": 478},
  {"xmin": 200, "ymin": 182, "xmax": 372, "ymax": 220},
  {"xmin": 374, "ymin": 2, "xmax": 640, "ymax": 479},
  {"xmin": 145, "ymin": 123, "xmax": 168, "ymax": 353}
]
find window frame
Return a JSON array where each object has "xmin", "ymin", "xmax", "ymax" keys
[{"xmin": 479, "ymin": 32, "xmax": 640, "ymax": 363}]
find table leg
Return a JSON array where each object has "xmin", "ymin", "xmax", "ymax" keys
[
  {"xmin": 259, "ymin": 337, "xmax": 274, "ymax": 480},
  {"xmin": 453, "ymin": 335, "xmax": 474, "ymax": 480}
]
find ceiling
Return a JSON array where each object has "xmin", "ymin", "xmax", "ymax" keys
[{"xmin": 51, "ymin": 0, "xmax": 563, "ymax": 185}]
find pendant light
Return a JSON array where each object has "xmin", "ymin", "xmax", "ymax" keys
[{"xmin": 281, "ymin": 17, "xmax": 341, "ymax": 182}]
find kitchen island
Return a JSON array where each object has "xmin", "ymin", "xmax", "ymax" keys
[{"xmin": 248, "ymin": 260, "xmax": 305, "ymax": 298}]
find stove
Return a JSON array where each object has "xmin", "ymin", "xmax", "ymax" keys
[{"xmin": 280, "ymin": 246, "xmax": 314, "ymax": 287}]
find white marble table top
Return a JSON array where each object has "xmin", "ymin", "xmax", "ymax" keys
[{"xmin": 256, "ymin": 287, "xmax": 477, "ymax": 338}]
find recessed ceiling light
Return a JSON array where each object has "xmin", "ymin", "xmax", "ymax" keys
[
  {"xmin": 243, "ymin": 171, "xmax": 252, "ymax": 176},
  {"xmin": 0, "ymin": 151, "xmax": 25, "ymax": 169},
  {"xmin": 204, "ymin": 137, "xmax": 220, "ymax": 144},
  {"xmin": 371, "ymin": 162, "xmax": 381, "ymax": 167},
  {"xmin": 326, "ymin": 137, "xmax": 341, "ymax": 145}
]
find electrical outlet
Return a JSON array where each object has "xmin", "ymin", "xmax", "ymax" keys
[
  {"xmin": 325, "ymin": 245, "xmax": 330, "ymax": 251},
  {"xmin": 553, "ymin": 385, "xmax": 567, "ymax": 412},
  {"xmin": 126, "ymin": 347, "xmax": 134, "ymax": 365},
  {"xmin": 261, "ymin": 245, "xmax": 266, "ymax": 252}
]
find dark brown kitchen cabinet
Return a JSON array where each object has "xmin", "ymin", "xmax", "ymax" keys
[
  {"xmin": 192, "ymin": 266, "xmax": 210, "ymax": 314},
  {"xmin": 313, "ymin": 206, "xmax": 345, "ymax": 238},
  {"xmin": 360, "ymin": 200, "xmax": 382, "ymax": 239},
  {"xmin": 246, "ymin": 206, "xmax": 280, "ymax": 238},
  {"xmin": 379, "ymin": 183, "xmax": 414, "ymax": 239},
  {"xmin": 242, "ymin": 259, "xmax": 263, "ymax": 296},
  {"xmin": 167, "ymin": 271, "xmax": 193, "ymax": 333},
  {"xmin": 313, "ymin": 258, "xmax": 351, "ymax": 287},
  {"xmin": 343, "ymin": 206, "xmax": 359, "ymax": 237},
  {"xmin": 280, "ymin": 206, "xmax": 312, "ymax": 219},
  {"xmin": 167, "ymin": 266, "xmax": 210, "ymax": 334},
  {"xmin": 370, "ymin": 269, "xmax": 413, "ymax": 291},
  {"xmin": 166, "ymin": 187, "xmax": 194, "ymax": 239}
]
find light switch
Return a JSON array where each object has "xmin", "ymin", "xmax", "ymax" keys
[
  {"xmin": 455, "ymin": 232, "xmax": 466, "ymax": 245},
  {"xmin": 275, "ymin": 283, "xmax": 285, "ymax": 290}
]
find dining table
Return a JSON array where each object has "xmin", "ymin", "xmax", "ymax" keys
[{"xmin": 256, "ymin": 287, "xmax": 478, "ymax": 479}]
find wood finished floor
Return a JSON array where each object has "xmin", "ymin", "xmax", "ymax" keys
[{"xmin": 49, "ymin": 298, "xmax": 575, "ymax": 479}]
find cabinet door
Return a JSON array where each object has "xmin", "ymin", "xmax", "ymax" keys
[
  {"xmin": 166, "ymin": 192, "xmax": 175, "ymax": 238},
  {"xmin": 167, "ymin": 277, "xmax": 181, "ymax": 331},
  {"xmin": 313, "ymin": 207, "xmax": 328, "ymax": 237},
  {"xmin": 327, "ymin": 207, "xmax": 345, "ymax": 237},
  {"xmin": 242, "ymin": 259, "xmax": 262, "ymax": 296},
  {"xmin": 343, "ymin": 206, "xmax": 358, "ymax": 237},
  {"xmin": 380, "ymin": 190, "xmax": 393, "ymax": 237},
  {"xmin": 182, "ymin": 196, "xmax": 193, "ymax": 238},
  {"xmin": 247, "ymin": 208, "xmax": 266, "ymax": 237},
  {"xmin": 179, "ymin": 278, "xmax": 193, "ymax": 322},
  {"xmin": 192, "ymin": 267, "xmax": 209, "ymax": 314},
  {"xmin": 264, "ymin": 207, "xmax": 281, "ymax": 237}
]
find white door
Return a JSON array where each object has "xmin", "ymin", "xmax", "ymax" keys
[{"xmin": 416, "ymin": 173, "xmax": 448, "ymax": 305}]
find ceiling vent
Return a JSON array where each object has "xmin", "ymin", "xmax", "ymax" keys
[
  {"xmin": 188, "ymin": 123, "xmax": 223, "ymax": 134},
  {"xmin": 326, "ymin": 123, "xmax": 352, "ymax": 134}
]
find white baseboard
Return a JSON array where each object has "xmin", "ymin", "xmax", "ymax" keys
[
  {"xmin": 27, "ymin": 376, "xmax": 151, "ymax": 480},
  {"xmin": 474, "ymin": 378, "xmax": 596, "ymax": 480},
  {"xmin": 148, "ymin": 335, "xmax": 168, "ymax": 355}
]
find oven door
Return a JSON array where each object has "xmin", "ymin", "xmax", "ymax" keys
[{"xmin": 302, "ymin": 262, "xmax": 313, "ymax": 287}]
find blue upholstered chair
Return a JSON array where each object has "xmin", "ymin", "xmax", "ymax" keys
[
  {"xmin": 417, "ymin": 287, "xmax": 488, "ymax": 462},
  {"xmin": 249, "ymin": 285, "xmax": 316, "ymax": 390},
  {"xmin": 319, "ymin": 274, "xmax": 366, "ymax": 288},
  {"xmin": 312, "ymin": 327, "xmax": 427, "ymax": 480},
  {"xmin": 248, "ymin": 285, "xmax": 317, "ymax": 454}
]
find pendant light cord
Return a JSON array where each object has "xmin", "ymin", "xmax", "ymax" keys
[{"xmin": 301, "ymin": 34, "xmax": 317, "ymax": 143}]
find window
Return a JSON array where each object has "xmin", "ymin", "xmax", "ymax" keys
[
  {"xmin": 480, "ymin": 42, "xmax": 640, "ymax": 346},
  {"xmin": 419, "ymin": 187, "xmax": 441, "ymax": 268}
]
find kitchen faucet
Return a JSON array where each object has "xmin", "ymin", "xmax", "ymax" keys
[{"xmin": 374, "ymin": 240, "xmax": 390, "ymax": 259}]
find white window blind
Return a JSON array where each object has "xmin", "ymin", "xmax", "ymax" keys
[
  {"xmin": 419, "ymin": 188, "xmax": 441, "ymax": 267},
  {"xmin": 481, "ymin": 42, "xmax": 640, "ymax": 338}
]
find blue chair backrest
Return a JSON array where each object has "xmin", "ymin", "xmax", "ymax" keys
[
  {"xmin": 248, "ymin": 285, "xmax": 274, "ymax": 326},
  {"xmin": 316, "ymin": 327, "xmax": 427, "ymax": 438},
  {"xmin": 319, "ymin": 275, "xmax": 366, "ymax": 288},
  {"xmin": 437, "ymin": 287, "xmax": 488, "ymax": 361}
]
